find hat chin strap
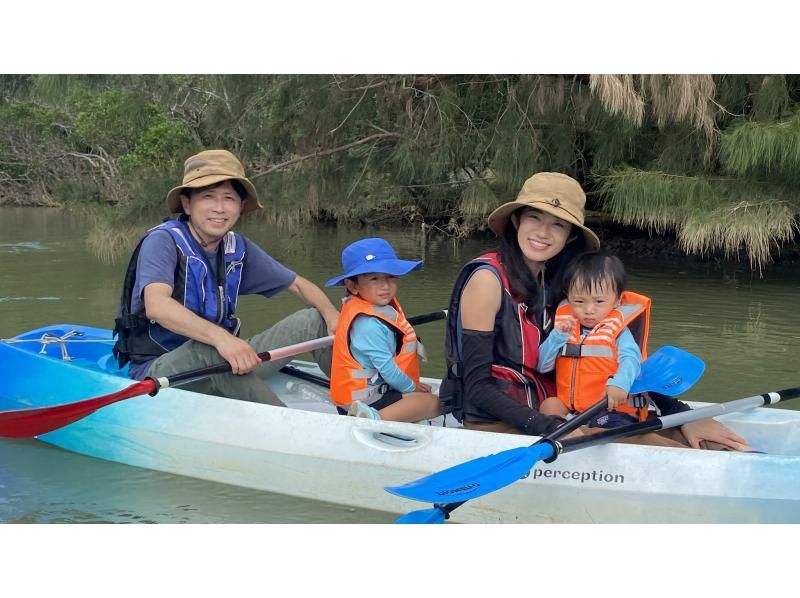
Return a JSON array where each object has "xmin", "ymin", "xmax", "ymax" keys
[{"xmin": 187, "ymin": 219, "xmax": 221, "ymax": 249}]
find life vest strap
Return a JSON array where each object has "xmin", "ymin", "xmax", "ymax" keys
[
  {"xmin": 351, "ymin": 382, "xmax": 390, "ymax": 403},
  {"xmin": 352, "ymin": 368, "xmax": 378, "ymax": 380},
  {"xmin": 560, "ymin": 344, "xmax": 615, "ymax": 358}
]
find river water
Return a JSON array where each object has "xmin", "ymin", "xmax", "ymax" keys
[{"xmin": 1, "ymin": 206, "xmax": 798, "ymax": 523}]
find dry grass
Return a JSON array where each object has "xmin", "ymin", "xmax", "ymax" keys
[
  {"xmin": 85, "ymin": 214, "xmax": 144, "ymax": 265},
  {"xmin": 589, "ymin": 75, "xmax": 645, "ymax": 127},
  {"xmin": 642, "ymin": 74, "xmax": 719, "ymax": 157},
  {"xmin": 596, "ymin": 168, "xmax": 800, "ymax": 271},
  {"xmin": 678, "ymin": 199, "xmax": 799, "ymax": 272}
]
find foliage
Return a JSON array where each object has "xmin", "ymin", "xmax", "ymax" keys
[
  {"xmin": 118, "ymin": 117, "xmax": 198, "ymax": 174},
  {"xmin": 1, "ymin": 74, "xmax": 799, "ymax": 269},
  {"xmin": 593, "ymin": 74, "xmax": 800, "ymax": 269}
]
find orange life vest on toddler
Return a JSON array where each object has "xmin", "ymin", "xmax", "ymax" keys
[
  {"xmin": 554, "ymin": 291, "xmax": 651, "ymax": 421},
  {"xmin": 330, "ymin": 295, "xmax": 421, "ymax": 407}
]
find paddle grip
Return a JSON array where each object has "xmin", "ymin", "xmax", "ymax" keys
[
  {"xmin": 160, "ymin": 361, "xmax": 240, "ymax": 388},
  {"xmin": 439, "ymin": 502, "xmax": 464, "ymax": 519}
]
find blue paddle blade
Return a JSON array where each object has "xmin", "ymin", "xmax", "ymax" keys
[
  {"xmin": 629, "ymin": 345, "xmax": 705, "ymax": 396},
  {"xmin": 385, "ymin": 442, "xmax": 555, "ymax": 504},
  {"xmin": 395, "ymin": 507, "xmax": 448, "ymax": 524}
]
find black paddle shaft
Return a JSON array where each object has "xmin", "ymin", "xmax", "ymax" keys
[
  {"xmin": 155, "ymin": 348, "xmax": 282, "ymax": 390},
  {"xmin": 281, "ymin": 366, "xmax": 330, "ymax": 388}
]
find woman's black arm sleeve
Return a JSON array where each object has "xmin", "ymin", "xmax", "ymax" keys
[
  {"xmin": 649, "ymin": 391, "xmax": 692, "ymax": 416},
  {"xmin": 461, "ymin": 328, "xmax": 564, "ymax": 436}
]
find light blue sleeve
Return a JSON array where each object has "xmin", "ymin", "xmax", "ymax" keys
[
  {"xmin": 348, "ymin": 316, "xmax": 416, "ymax": 393},
  {"xmin": 607, "ymin": 327, "xmax": 642, "ymax": 392},
  {"xmin": 537, "ymin": 328, "xmax": 571, "ymax": 373}
]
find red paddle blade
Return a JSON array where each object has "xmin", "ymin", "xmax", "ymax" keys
[{"xmin": 0, "ymin": 379, "xmax": 156, "ymax": 438}]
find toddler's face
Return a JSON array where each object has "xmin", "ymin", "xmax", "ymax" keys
[
  {"xmin": 345, "ymin": 273, "xmax": 398, "ymax": 306},
  {"xmin": 567, "ymin": 280, "xmax": 620, "ymax": 329}
]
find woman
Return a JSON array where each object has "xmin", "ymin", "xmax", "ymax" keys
[{"xmin": 439, "ymin": 172, "xmax": 750, "ymax": 450}]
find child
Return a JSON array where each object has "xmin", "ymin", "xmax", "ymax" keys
[
  {"xmin": 325, "ymin": 238, "xmax": 441, "ymax": 422},
  {"xmin": 537, "ymin": 251, "xmax": 753, "ymax": 451},
  {"xmin": 537, "ymin": 251, "xmax": 652, "ymax": 428}
]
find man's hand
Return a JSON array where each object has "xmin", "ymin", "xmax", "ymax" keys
[
  {"xmin": 323, "ymin": 311, "xmax": 339, "ymax": 336},
  {"xmin": 214, "ymin": 334, "xmax": 261, "ymax": 375}
]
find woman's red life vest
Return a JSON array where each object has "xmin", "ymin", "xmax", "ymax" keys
[
  {"xmin": 330, "ymin": 295, "xmax": 421, "ymax": 407},
  {"xmin": 439, "ymin": 252, "xmax": 555, "ymax": 423},
  {"xmin": 554, "ymin": 290, "xmax": 651, "ymax": 420}
]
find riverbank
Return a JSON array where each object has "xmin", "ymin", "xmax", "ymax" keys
[
  {"xmin": 593, "ymin": 220, "xmax": 800, "ymax": 268},
  {"xmin": 4, "ymin": 203, "xmax": 799, "ymax": 270}
]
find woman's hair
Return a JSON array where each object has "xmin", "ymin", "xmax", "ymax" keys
[
  {"xmin": 497, "ymin": 207, "xmax": 591, "ymax": 320},
  {"xmin": 561, "ymin": 250, "xmax": 626, "ymax": 297}
]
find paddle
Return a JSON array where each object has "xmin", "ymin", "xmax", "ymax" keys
[
  {"xmin": 387, "ymin": 345, "xmax": 705, "ymax": 514},
  {"xmin": 0, "ymin": 335, "xmax": 334, "ymax": 439},
  {"xmin": 628, "ymin": 345, "xmax": 705, "ymax": 396},
  {"xmin": 0, "ymin": 309, "xmax": 447, "ymax": 439},
  {"xmin": 395, "ymin": 396, "xmax": 610, "ymax": 523},
  {"xmin": 388, "ymin": 384, "xmax": 800, "ymax": 511},
  {"xmin": 281, "ymin": 365, "xmax": 331, "ymax": 388}
]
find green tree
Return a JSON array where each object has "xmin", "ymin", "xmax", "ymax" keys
[{"xmin": 1, "ymin": 74, "xmax": 798, "ymax": 269}]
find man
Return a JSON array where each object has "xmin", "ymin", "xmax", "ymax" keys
[{"xmin": 113, "ymin": 149, "xmax": 339, "ymax": 405}]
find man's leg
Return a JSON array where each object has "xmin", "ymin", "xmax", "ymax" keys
[
  {"xmin": 250, "ymin": 308, "xmax": 332, "ymax": 379},
  {"xmin": 146, "ymin": 338, "xmax": 284, "ymax": 405}
]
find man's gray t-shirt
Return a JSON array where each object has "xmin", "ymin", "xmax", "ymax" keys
[{"xmin": 127, "ymin": 229, "xmax": 296, "ymax": 379}]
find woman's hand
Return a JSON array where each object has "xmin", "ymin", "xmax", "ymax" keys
[
  {"xmin": 680, "ymin": 418, "xmax": 753, "ymax": 451},
  {"xmin": 415, "ymin": 381, "xmax": 433, "ymax": 393}
]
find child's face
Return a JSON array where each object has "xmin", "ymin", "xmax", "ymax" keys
[
  {"xmin": 567, "ymin": 280, "xmax": 621, "ymax": 329},
  {"xmin": 345, "ymin": 273, "xmax": 398, "ymax": 306}
]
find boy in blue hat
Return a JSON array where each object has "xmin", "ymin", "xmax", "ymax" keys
[{"xmin": 326, "ymin": 238, "xmax": 441, "ymax": 422}]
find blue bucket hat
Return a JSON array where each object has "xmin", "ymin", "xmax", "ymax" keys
[{"xmin": 325, "ymin": 238, "xmax": 423, "ymax": 287}]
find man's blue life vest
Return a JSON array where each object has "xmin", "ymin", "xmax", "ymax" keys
[{"xmin": 112, "ymin": 217, "xmax": 246, "ymax": 369}]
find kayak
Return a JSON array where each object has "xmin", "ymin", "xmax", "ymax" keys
[{"xmin": 1, "ymin": 323, "xmax": 799, "ymax": 523}]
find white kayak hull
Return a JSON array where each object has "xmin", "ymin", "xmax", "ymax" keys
[{"xmin": 2, "ymin": 325, "xmax": 800, "ymax": 523}]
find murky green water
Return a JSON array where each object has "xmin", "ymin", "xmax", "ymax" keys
[{"xmin": 1, "ymin": 207, "xmax": 798, "ymax": 523}]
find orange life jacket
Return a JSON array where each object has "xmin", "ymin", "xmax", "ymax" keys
[
  {"xmin": 554, "ymin": 291, "xmax": 651, "ymax": 421},
  {"xmin": 330, "ymin": 295, "xmax": 421, "ymax": 407}
]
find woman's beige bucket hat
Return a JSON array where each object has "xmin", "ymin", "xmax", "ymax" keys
[{"xmin": 487, "ymin": 172, "xmax": 600, "ymax": 250}]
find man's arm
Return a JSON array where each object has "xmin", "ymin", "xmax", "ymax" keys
[
  {"xmin": 143, "ymin": 283, "xmax": 261, "ymax": 374},
  {"xmin": 286, "ymin": 275, "xmax": 340, "ymax": 335}
]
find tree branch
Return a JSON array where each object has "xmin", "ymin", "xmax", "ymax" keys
[
  {"xmin": 251, "ymin": 133, "xmax": 400, "ymax": 179},
  {"xmin": 330, "ymin": 80, "xmax": 373, "ymax": 134}
]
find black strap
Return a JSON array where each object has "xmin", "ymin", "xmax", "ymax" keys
[{"xmin": 560, "ymin": 343, "xmax": 583, "ymax": 358}]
